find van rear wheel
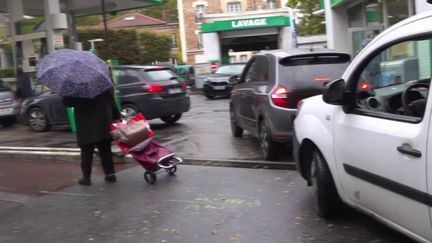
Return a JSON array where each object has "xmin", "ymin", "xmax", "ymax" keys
[{"xmin": 311, "ymin": 149, "xmax": 343, "ymax": 218}]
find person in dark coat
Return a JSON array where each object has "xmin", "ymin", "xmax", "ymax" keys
[
  {"xmin": 15, "ymin": 67, "xmax": 32, "ymax": 99},
  {"xmin": 63, "ymin": 89, "xmax": 121, "ymax": 186}
]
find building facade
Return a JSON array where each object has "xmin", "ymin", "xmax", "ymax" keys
[
  {"xmin": 322, "ymin": 0, "xmax": 432, "ymax": 95},
  {"xmin": 178, "ymin": 0, "xmax": 295, "ymax": 65},
  {"xmin": 323, "ymin": 0, "xmax": 432, "ymax": 56}
]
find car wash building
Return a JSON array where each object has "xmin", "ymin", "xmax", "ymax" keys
[
  {"xmin": 322, "ymin": 0, "xmax": 432, "ymax": 56},
  {"xmin": 178, "ymin": 0, "xmax": 294, "ymax": 64},
  {"xmin": 0, "ymin": 0, "xmax": 162, "ymax": 74}
]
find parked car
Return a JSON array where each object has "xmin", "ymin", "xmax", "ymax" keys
[
  {"xmin": 22, "ymin": 65, "xmax": 190, "ymax": 132},
  {"xmin": 174, "ymin": 64, "xmax": 195, "ymax": 86},
  {"xmin": 0, "ymin": 78, "xmax": 19, "ymax": 127},
  {"xmin": 229, "ymin": 49, "xmax": 350, "ymax": 160},
  {"xmin": 293, "ymin": 12, "xmax": 432, "ymax": 242},
  {"xmin": 203, "ymin": 63, "xmax": 246, "ymax": 99}
]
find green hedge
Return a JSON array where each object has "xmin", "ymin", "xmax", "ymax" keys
[
  {"xmin": 66, "ymin": 29, "xmax": 172, "ymax": 65},
  {"xmin": 66, "ymin": 29, "xmax": 140, "ymax": 64},
  {"xmin": 0, "ymin": 68, "xmax": 15, "ymax": 78}
]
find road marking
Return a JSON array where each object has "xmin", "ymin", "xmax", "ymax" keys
[
  {"xmin": 0, "ymin": 146, "xmax": 80, "ymax": 152},
  {"xmin": 0, "ymin": 186, "xmax": 14, "ymax": 191},
  {"xmin": 0, "ymin": 192, "xmax": 33, "ymax": 203},
  {"xmin": 39, "ymin": 191, "xmax": 93, "ymax": 197}
]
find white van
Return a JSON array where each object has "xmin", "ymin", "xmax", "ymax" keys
[{"xmin": 293, "ymin": 11, "xmax": 432, "ymax": 242}]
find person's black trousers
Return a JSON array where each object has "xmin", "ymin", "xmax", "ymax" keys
[{"xmin": 79, "ymin": 140, "xmax": 115, "ymax": 179}]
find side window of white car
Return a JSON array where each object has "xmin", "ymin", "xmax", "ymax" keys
[{"xmin": 355, "ymin": 38, "xmax": 431, "ymax": 120}]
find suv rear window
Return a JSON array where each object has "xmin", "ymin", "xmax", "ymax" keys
[
  {"xmin": 0, "ymin": 79, "xmax": 10, "ymax": 91},
  {"xmin": 145, "ymin": 69, "xmax": 177, "ymax": 81},
  {"xmin": 279, "ymin": 54, "xmax": 350, "ymax": 90}
]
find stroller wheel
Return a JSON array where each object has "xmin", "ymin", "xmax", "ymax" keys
[
  {"xmin": 144, "ymin": 172, "xmax": 157, "ymax": 184},
  {"xmin": 165, "ymin": 166, "xmax": 177, "ymax": 176}
]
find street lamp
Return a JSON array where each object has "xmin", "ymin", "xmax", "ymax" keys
[{"xmin": 88, "ymin": 38, "xmax": 104, "ymax": 52}]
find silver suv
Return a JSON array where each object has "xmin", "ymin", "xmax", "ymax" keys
[{"xmin": 0, "ymin": 78, "xmax": 19, "ymax": 127}]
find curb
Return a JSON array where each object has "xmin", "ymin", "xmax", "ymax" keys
[{"xmin": 0, "ymin": 147, "xmax": 296, "ymax": 170}]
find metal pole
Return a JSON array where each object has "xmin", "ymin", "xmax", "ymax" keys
[
  {"xmin": 101, "ymin": 0, "xmax": 108, "ymax": 34},
  {"xmin": 101, "ymin": 0, "xmax": 111, "ymax": 59}
]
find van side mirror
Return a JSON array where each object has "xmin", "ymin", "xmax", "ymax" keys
[
  {"xmin": 229, "ymin": 75, "xmax": 241, "ymax": 85},
  {"xmin": 323, "ymin": 79, "xmax": 346, "ymax": 105}
]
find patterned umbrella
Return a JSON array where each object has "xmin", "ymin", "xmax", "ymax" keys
[{"xmin": 36, "ymin": 49, "xmax": 113, "ymax": 98}]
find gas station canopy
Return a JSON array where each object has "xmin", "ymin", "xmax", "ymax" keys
[{"xmin": 0, "ymin": 0, "xmax": 163, "ymax": 16}]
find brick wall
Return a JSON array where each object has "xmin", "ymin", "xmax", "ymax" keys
[
  {"xmin": 182, "ymin": 0, "xmax": 223, "ymax": 60},
  {"xmin": 183, "ymin": 0, "xmax": 199, "ymax": 51}
]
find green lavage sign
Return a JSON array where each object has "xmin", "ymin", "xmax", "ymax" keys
[
  {"xmin": 202, "ymin": 16, "xmax": 290, "ymax": 33},
  {"xmin": 232, "ymin": 18, "xmax": 268, "ymax": 28}
]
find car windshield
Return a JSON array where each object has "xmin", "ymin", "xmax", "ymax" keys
[
  {"xmin": 215, "ymin": 65, "xmax": 245, "ymax": 75},
  {"xmin": 0, "ymin": 79, "xmax": 10, "ymax": 91},
  {"xmin": 146, "ymin": 69, "xmax": 177, "ymax": 81}
]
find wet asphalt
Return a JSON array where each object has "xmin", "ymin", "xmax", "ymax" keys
[
  {"xmin": 0, "ymin": 94, "xmax": 415, "ymax": 243},
  {"xmin": 0, "ymin": 166, "xmax": 413, "ymax": 243},
  {"xmin": 0, "ymin": 94, "xmax": 281, "ymax": 162}
]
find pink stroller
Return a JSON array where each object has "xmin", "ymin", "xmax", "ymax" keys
[{"xmin": 111, "ymin": 113, "xmax": 183, "ymax": 184}]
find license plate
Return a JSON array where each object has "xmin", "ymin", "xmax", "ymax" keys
[
  {"xmin": 0, "ymin": 108, "xmax": 13, "ymax": 116},
  {"xmin": 168, "ymin": 88, "xmax": 182, "ymax": 94},
  {"xmin": 213, "ymin": 86, "xmax": 226, "ymax": 90}
]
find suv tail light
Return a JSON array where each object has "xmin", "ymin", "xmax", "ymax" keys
[
  {"xmin": 142, "ymin": 84, "xmax": 164, "ymax": 93},
  {"xmin": 271, "ymin": 85, "xmax": 290, "ymax": 108}
]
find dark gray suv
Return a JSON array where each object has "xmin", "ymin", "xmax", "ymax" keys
[
  {"xmin": 229, "ymin": 49, "xmax": 350, "ymax": 160},
  {"xmin": 22, "ymin": 66, "xmax": 190, "ymax": 132}
]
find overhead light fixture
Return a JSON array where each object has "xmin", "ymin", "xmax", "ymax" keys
[{"xmin": 124, "ymin": 16, "xmax": 135, "ymax": 21}]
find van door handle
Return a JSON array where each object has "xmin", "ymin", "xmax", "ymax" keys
[{"xmin": 397, "ymin": 143, "xmax": 422, "ymax": 158}]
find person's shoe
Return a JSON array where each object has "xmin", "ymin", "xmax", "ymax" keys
[
  {"xmin": 78, "ymin": 178, "xmax": 91, "ymax": 186},
  {"xmin": 105, "ymin": 174, "xmax": 116, "ymax": 183}
]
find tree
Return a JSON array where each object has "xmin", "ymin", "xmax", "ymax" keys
[
  {"xmin": 0, "ymin": 22, "xmax": 12, "ymax": 68},
  {"xmin": 72, "ymin": 29, "xmax": 140, "ymax": 64},
  {"xmin": 139, "ymin": 0, "xmax": 178, "ymax": 21},
  {"xmin": 138, "ymin": 31, "xmax": 172, "ymax": 64},
  {"xmin": 287, "ymin": 0, "xmax": 325, "ymax": 36},
  {"xmin": 75, "ymin": 0, "xmax": 178, "ymax": 28},
  {"xmin": 75, "ymin": 15, "xmax": 101, "ymax": 27}
]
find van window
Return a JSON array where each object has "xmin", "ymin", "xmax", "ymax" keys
[{"xmin": 354, "ymin": 38, "xmax": 432, "ymax": 121}]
